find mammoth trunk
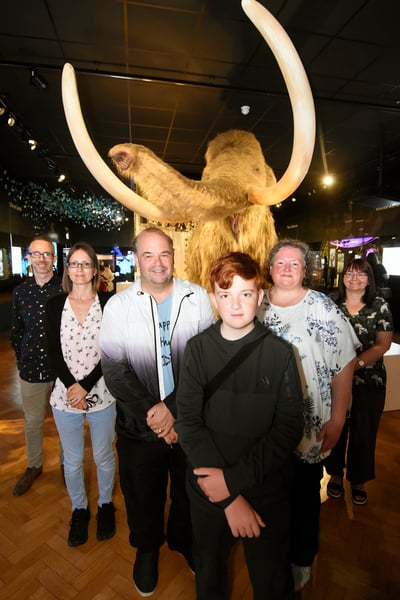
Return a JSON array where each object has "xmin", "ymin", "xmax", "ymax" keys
[{"xmin": 109, "ymin": 143, "xmax": 252, "ymax": 223}]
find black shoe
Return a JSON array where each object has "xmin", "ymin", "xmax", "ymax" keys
[
  {"xmin": 133, "ymin": 549, "xmax": 159, "ymax": 597},
  {"xmin": 13, "ymin": 466, "xmax": 42, "ymax": 496},
  {"xmin": 96, "ymin": 502, "xmax": 116, "ymax": 541},
  {"xmin": 68, "ymin": 508, "xmax": 90, "ymax": 547},
  {"xmin": 351, "ymin": 487, "xmax": 368, "ymax": 505},
  {"xmin": 327, "ymin": 479, "xmax": 343, "ymax": 499}
]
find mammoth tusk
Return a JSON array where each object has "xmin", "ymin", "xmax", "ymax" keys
[
  {"xmin": 61, "ymin": 63, "xmax": 165, "ymax": 221},
  {"xmin": 241, "ymin": 0, "xmax": 315, "ymax": 206}
]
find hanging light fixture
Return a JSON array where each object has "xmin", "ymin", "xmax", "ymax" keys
[{"xmin": 30, "ymin": 67, "xmax": 48, "ymax": 90}]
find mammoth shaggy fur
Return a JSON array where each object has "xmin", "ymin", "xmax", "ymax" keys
[{"xmin": 109, "ymin": 129, "xmax": 278, "ymax": 290}]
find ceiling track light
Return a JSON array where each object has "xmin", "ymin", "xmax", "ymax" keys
[
  {"xmin": 30, "ymin": 66, "xmax": 48, "ymax": 90},
  {"xmin": 45, "ymin": 157, "xmax": 56, "ymax": 171},
  {"xmin": 1, "ymin": 97, "xmax": 67, "ymax": 183}
]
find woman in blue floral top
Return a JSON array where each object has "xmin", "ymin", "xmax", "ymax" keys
[
  {"xmin": 258, "ymin": 239, "xmax": 359, "ymax": 592},
  {"xmin": 324, "ymin": 257, "xmax": 393, "ymax": 506}
]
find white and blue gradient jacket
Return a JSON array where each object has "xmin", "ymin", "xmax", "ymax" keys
[{"xmin": 99, "ymin": 277, "xmax": 215, "ymax": 441}]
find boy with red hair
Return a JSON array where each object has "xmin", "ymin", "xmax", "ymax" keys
[{"xmin": 176, "ymin": 252, "xmax": 303, "ymax": 599}]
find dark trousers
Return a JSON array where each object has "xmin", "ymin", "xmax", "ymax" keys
[
  {"xmin": 117, "ymin": 436, "xmax": 192, "ymax": 553},
  {"xmin": 290, "ymin": 457, "xmax": 323, "ymax": 567},
  {"xmin": 324, "ymin": 384, "xmax": 385, "ymax": 484},
  {"xmin": 187, "ymin": 476, "xmax": 294, "ymax": 600}
]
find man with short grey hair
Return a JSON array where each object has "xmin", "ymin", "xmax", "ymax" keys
[{"xmin": 11, "ymin": 236, "xmax": 63, "ymax": 495}]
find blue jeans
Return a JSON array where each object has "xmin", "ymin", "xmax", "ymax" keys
[{"xmin": 53, "ymin": 404, "xmax": 116, "ymax": 510}]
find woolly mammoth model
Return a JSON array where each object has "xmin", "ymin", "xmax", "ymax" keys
[{"xmin": 61, "ymin": 0, "xmax": 315, "ymax": 289}]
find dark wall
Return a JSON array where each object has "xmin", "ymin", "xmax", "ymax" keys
[{"xmin": 274, "ymin": 191, "xmax": 400, "ymax": 243}]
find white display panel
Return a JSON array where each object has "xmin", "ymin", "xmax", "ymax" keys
[{"xmin": 382, "ymin": 247, "xmax": 400, "ymax": 276}]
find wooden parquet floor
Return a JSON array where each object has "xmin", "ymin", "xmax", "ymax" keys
[{"xmin": 1, "ymin": 329, "xmax": 400, "ymax": 599}]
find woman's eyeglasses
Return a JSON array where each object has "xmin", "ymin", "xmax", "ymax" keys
[
  {"xmin": 344, "ymin": 272, "xmax": 368, "ymax": 279},
  {"xmin": 67, "ymin": 261, "xmax": 94, "ymax": 269}
]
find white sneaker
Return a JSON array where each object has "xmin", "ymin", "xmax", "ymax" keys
[{"xmin": 291, "ymin": 564, "xmax": 311, "ymax": 592}]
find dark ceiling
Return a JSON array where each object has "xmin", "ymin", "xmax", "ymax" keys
[{"xmin": 1, "ymin": 0, "xmax": 400, "ymax": 216}]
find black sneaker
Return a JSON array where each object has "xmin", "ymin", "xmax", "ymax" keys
[
  {"xmin": 96, "ymin": 502, "xmax": 116, "ymax": 541},
  {"xmin": 133, "ymin": 549, "xmax": 159, "ymax": 597},
  {"xmin": 13, "ymin": 466, "xmax": 42, "ymax": 496},
  {"xmin": 68, "ymin": 508, "xmax": 90, "ymax": 547}
]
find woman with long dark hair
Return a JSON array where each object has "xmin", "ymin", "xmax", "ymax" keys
[{"xmin": 325, "ymin": 257, "xmax": 393, "ymax": 505}]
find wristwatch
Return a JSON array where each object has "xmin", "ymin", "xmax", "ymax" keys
[{"xmin": 358, "ymin": 359, "xmax": 365, "ymax": 368}]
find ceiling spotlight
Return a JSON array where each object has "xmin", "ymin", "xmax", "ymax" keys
[
  {"xmin": 57, "ymin": 173, "xmax": 66, "ymax": 183},
  {"xmin": 7, "ymin": 113, "xmax": 16, "ymax": 127},
  {"xmin": 30, "ymin": 67, "xmax": 48, "ymax": 90},
  {"xmin": 0, "ymin": 107, "xmax": 5, "ymax": 117},
  {"xmin": 28, "ymin": 138, "xmax": 38, "ymax": 151},
  {"xmin": 240, "ymin": 105, "xmax": 250, "ymax": 115},
  {"xmin": 322, "ymin": 174, "xmax": 334, "ymax": 186}
]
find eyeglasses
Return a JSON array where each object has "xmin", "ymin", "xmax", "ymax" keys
[
  {"xmin": 344, "ymin": 272, "xmax": 368, "ymax": 279},
  {"xmin": 28, "ymin": 251, "xmax": 54, "ymax": 259},
  {"xmin": 67, "ymin": 261, "xmax": 94, "ymax": 269}
]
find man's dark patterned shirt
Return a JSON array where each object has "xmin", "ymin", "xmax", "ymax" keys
[{"xmin": 10, "ymin": 275, "xmax": 63, "ymax": 382}]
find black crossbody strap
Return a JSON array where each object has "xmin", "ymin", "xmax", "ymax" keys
[{"xmin": 204, "ymin": 332, "xmax": 268, "ymax": 402}]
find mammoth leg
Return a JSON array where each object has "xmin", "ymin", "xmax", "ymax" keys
[
  {"xmin": 235, "ymin": 205, "xmax": 278, "ymax": 274},
  {"xmin": 186, "ymin": 205, "xmax": 277, "ymax": 290},
  {"xmin": 186, "ymin": 222, "xmax": 241, "ymax": 291}
]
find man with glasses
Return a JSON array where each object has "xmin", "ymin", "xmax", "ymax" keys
[{"xmin": 11, "ymin": 236, "xmax": 63, "ymax": 495}]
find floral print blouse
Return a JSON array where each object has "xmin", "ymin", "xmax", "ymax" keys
[
  {"xmin": 340, "ymin": 297, "xmax": 393, "ymax": 388},
  {"xmin": 258, "ymin": 289, "xmax": 360, "ymax": 463},
  {"xmin": 50, "ymin": 296, "xmax": 115, "ymax": 413}
]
